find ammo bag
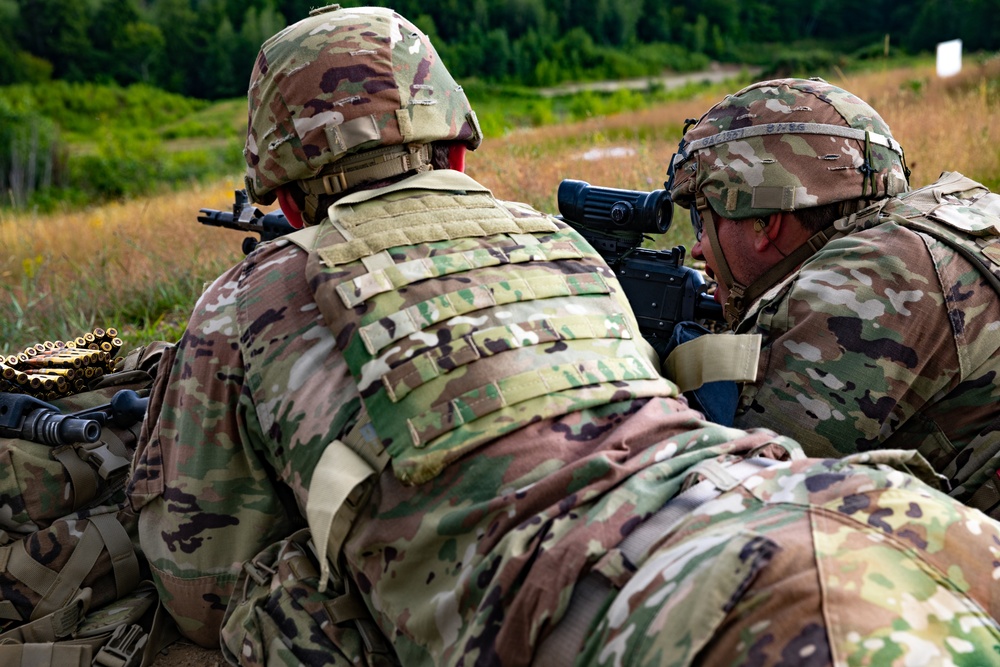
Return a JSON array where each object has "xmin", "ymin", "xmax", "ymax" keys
[{"xmin": 0, "ymin": 337, "xmax": 173, "ymax": 666}]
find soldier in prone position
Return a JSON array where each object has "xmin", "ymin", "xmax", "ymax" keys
[
  {"xmin": 666, "ymin": 79, "xmax": 1000, "ymax": 519},
  {"xmin": 129, "ymin": 6, "xmax": 1000, "ymax": 665}
]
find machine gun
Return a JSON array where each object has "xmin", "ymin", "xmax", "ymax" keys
[
  {"xmin": 0, "ymin": 393, "xmax": 100, "ymax": 446},
  {"xmin": 556, "ymin": 179, "xmax": 723, "ymax": 342},
  {"xmin": 0, "ymin": 389, "xmax": 149, "ymax": 447},
  {"xmin": 198, "ymin": 189, "xmax": 296, "ymax": 255}
]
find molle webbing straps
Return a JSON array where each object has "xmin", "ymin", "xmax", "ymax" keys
[
  {"xmin": 0, "ymin": 589, "xmax": 91, "ymax": 645},
  {"xmin": 313, "ymin": 169, "xmax": 559, "ymax": 267},
  {"xmin": 0, "ymin": 583, "xmax": 164, "ymax": 667},
  {"xmin": 50, "ymin": 446, "xmax": 99, "ymax": 510},
  {"xmin": 50, "ymin": 428, "xmax": 135, "ymax": 511},
  {"xmin": 304, "ymin": 172, "xmax": 676, "ymax": 488},
  {"xmin": 1, "ymin": 511, "xmax": 139, "ymax": 623},
  {"xmin": 0, "ymin": 641, "xmax": 92, "ymax": 666}
]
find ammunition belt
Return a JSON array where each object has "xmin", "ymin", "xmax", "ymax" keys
[{"xmin": 1, "ymin": 328, "xmax": 124, "ymax": 400}]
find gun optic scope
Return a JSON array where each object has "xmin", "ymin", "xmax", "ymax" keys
[{"xmin": 558, "ymin": 180, "xmax": 672, "ymax": 234}]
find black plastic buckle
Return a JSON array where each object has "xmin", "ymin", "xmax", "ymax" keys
[{"xmin": 92, "ymin": 623, "xmax": 147, "ymax": 667}]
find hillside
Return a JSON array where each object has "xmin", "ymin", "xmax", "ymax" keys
[{"xmin": 2, "ymin": 59, "xmax": 998, "ymax": 353}]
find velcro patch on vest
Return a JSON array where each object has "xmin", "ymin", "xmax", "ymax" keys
[
  {"xmin": 983, "ymin": 240, "xmax": 1000, "ymax": 266},
  {"xmin": 336, "ymin": 240, "xmax": 584, "ymax": 308},
  {"xmin": 379, "ymin": 313, "xmax": 634, "ymax": 402},
  {"xmin": 407, "ymin": 357, "xmax": 658, "ymax": 447},
  {"xmin": 358, "ymin": 272, "xmax": 611, "ymax": 355}
]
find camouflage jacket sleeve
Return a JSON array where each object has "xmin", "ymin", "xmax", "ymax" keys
[
  {"xmin": 129, "ymin": 237, "xmax": 362, "ymax": 646},
  {"xmin": 733, "ymin": 220, "xmax": 1000, "ymax": 472}
]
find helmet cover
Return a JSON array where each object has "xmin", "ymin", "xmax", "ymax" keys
[
  {"xmin": 244, "ymin": 5, "xmax": 483, "ymax": 204},
  {"xmin": 668, "ymin": 78, "xmax": 908, "ymax": 220}
]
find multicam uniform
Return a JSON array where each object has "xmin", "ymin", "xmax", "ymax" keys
[
  {"xmin": 733, "ymin": 172, "xmax": 1000, "ymax": 518},
  {"xmin": 666, "ymin": 78, "xmax": 1000, "ymax": 521},
  {"xmin": 129, "ymin": 170, "xmax": 1000, "ymax": 666},
  {"xmin": 129, "ymin": 11, "xmax": 1000, "ymax": 666}
]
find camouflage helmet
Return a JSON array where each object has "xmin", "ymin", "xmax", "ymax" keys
[
  {"xmin": 668, "ymin": 78, "xmax": 909, "ymax": 220},
  {"xmin": 244, "ymin": 4, "xmax": 483, "ymax": 205}
]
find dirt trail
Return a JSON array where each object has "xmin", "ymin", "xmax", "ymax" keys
[{"xmin": 536, "ymin": 63, "xmax": 762, "ymax": 97}]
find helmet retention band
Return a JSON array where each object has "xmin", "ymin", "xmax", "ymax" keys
[
  {"xmin": 297, "ymin": 143, "xmax": 434, "ymax": 224},
  {"xmin": 299, "ymin": 143, "xmax": 434, "ymax": 198}
]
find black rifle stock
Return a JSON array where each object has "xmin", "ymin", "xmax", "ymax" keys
[
  {"xmin": 198, "ymin": 190, "xmax": 296, "ymax": 255},
  {"xmin": 199, "ymin": 185, "xmax": 723, "ymax": 343}
]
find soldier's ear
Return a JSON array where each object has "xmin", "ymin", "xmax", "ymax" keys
[
  {"xmin": 276, "ymin": 185, "xmax": 305, "ymax": 229},
  {"xmin": 752, "ymin": 213, "xmax": 784, "ymax": 253}
]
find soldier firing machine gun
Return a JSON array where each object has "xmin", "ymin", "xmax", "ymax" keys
[{"xmin": 199, "ymin": 182, "xmax": 724, "ymax": 346}]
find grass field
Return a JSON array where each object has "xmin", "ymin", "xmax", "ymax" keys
[{"xmin": 2, "ymin": 59, "xmax": 999, "ymax": 354}]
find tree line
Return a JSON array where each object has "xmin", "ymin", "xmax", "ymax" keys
[
  {"xmin": 5, "ymin": 0, "xmax": 999, "ymax": 99},
  {"xmin": 2, "ymin": 0, "xmax": 998, "ymax": 210}
]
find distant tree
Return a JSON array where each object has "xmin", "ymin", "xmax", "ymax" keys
[
  {"xmin": 636, "ymin": 0, "xmax": 685, "ymax": 44},
  {"xmin": 15, "ymin": 0, "xmax": 97, "ymax": 81},
  {"xmin": 152, "ymin": 0, "xmax": 229, "ymax": 97},
  {"xmin": 204, "ymin": 17, "xmax": 242, "ymax": 98},
  {"xmin": 0, "ymin": 96, "xmax": 62, "ymax": 207},
  {"xmin": 150, "ymin": 0, "xmax": 199, "ymax": 94},
  {"xmin": 118, "ymin": 22, "xmax": 167, "ymax": 85},
  {"xmin": 89, "ymin": 0, "xmax": 165, "ymax": 85},
  {"xmin": 237, "ymin": 3, "xmax": 287, "ymax": 73},
  {"xmin": 5, "ymin": 0, "xmax": 998, "ymax": 100},
  {"xmin": 501, "ymin": 0, "xmax": 554, "ymax": 40},
  {"xmin": 481, "ymin": 28, "xmax": 514, "ymax": 81},
  {"xmin": 907, "ymin": 0, "xmax": 1000, "ymax": 53},
  {"xmin": 0, "ymin": 1, "xmax": 25, "ymax": 84}
]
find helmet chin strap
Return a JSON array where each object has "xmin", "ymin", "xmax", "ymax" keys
[
  {"xmin": 697, "ymin": 195, "xmax": 746, "ymax": 328},
  {"xmin": 700, "ymin": 196, "xmax": 845, "ymax": 328}
]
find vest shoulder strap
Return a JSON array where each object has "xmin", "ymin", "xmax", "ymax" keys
[{"xmin": 661, "ymin": 334, "xmax": 762, "ymax": 393}]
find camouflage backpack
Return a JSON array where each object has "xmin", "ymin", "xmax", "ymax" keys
[{"xmin": 0, "ymin": 331, "xmax": 173, "ymax": 666}]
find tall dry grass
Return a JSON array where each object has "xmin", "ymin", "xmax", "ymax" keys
[
  {"xmin": 0, "ymin": 179, "xmax": 251, "ymax": 350},
  {"xmin": 2, "ymin": 61, "xmax": 998, "ymax": 352},
  {"xmin": 470, "ymin": 58, "xmax": 1000, "ymax": 208}
]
